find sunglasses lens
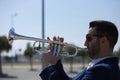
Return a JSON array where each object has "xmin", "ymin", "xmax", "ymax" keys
[{"xmin": 86, "ymin": 35, "xmax": 92, "ymax": 42}]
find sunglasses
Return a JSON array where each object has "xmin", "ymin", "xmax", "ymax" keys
[
  {"xmin": 86, "ymin": 34, "xmax": 93, "ymax": 42},
  {"xmin": 86, "ymin": 34, "xmax": 104, "ymax": 42}
]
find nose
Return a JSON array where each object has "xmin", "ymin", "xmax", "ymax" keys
[{"xmin": 84, "ymin": 40, "xmax": 88, "ymax": 47}]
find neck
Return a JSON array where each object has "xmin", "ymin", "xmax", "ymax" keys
[{"xmin": 93, "ymin": 49, "xmax": 113, "ymax": 59}]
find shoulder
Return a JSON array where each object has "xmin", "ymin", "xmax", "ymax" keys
[
  {"xmin": 88, "ymin": 63, "xmax": 112, "ymax": 72},
  {"xmin": 89, "ymin": 56, "xmax": 119, "ymax": 72},
  {"xmin": 85, "ymin": 63, "xmax": 120, "ymax": 80}
]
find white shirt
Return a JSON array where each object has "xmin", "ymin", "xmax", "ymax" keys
[{"xmin": 87, "ymin": 56, "xmax": 114, "ymax": 69}]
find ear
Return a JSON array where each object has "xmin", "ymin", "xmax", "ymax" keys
[{"xmin": 100, "ymin": 37, "xmax": 108, "ymax": 44}]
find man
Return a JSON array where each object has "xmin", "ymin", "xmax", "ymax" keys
[{"xmin": 40, "ymin": 20, "xmax": 120, "ymax": 80}]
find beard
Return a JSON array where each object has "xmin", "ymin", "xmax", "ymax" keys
[{"xmin": 88, "ymin": 40, "xmax": 101, "ymax": 59}]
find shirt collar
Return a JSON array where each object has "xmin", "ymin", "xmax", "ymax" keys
[{"xmin": 87, "ymin": 56, "xmax": 114, "ymax": 69}]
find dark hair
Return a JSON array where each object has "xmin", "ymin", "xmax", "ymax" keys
[{"xmin": 89, "ymin": 20, "xmax": 118, "ymax": 49}]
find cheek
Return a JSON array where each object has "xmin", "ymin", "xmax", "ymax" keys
[
  {"xmin": 89, "ymin": 40, "xmax": 100, "ymax": 51},
  {"xmin": 88, "ymin": 41, "xmax": 95, "ymax": 47},
  {"xmin": 91, "ymin": 41, "xmax": 100, "ymax": 52}
]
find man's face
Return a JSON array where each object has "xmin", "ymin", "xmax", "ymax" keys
[{"xmin": 84, "ymin": 27, "xmax": 101, "ymax": 59}]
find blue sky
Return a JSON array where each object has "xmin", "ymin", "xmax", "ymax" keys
[{"xmin": 0, "ymin": 0, "xmax": 120, "ymax": 56}]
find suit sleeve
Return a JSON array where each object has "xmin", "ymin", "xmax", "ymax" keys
[{"xmin": 40, "ymin": 60, "xmax": 69, "ymax": 80}]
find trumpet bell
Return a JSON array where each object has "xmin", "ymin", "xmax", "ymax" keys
[{"xmin": 8, "ymin": 28, "xmax": 15, "ymax": 44}]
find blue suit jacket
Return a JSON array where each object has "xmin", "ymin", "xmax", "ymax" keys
[{"xmin": 40, "ymin": 57, "xmax": 120, "ymax": 80}]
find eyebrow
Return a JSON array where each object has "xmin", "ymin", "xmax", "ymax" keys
[{"xmin": 86, "ymin": 34, "xmax": 93, "ymax": 36}]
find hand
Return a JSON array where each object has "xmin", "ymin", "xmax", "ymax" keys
[
  {"xmin": 41, "ymin": 50, "xmax": 61, "ymax": 69},
  {"xmin": 48, "ymin": 36, "xmax": 64, "ymax": 52},
  {"xmin": 41, "ymin": 36, "xmax": 64, "ymax": 70}
]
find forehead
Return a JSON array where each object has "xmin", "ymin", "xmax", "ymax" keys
[{"xmin": 87, "ymin": 27, "xmax": 96, "ymax": 35}]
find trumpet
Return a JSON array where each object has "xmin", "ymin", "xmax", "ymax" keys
[{"xmin": 8, "ymin": 28, "xmax": 87, "ymax": 57}]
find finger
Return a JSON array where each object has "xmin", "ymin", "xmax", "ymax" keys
[
  {"xmin": 47, "ymin": 37, "xmax": 53, "ymax": 50},
  {"xmin": 53, "ymin": 36, "xmax": 56, "ymax": 40},
  {"xmin": 60, "ymin": 37, "xmax": 64, "ymax": 42},
  {"xmin": 47, "ymin": 37, "xmax": 50, "ymax": 40},
  {"xmin": 56, "ymin": 36, "xmax": 60, "ymax": 41}
]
